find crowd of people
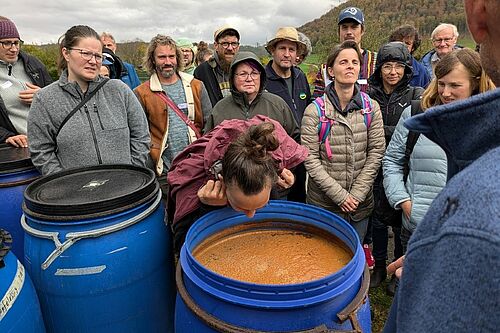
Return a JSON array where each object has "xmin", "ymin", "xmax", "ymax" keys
[{"xmin": 1, "ymin": 0, "xmax": 499, "ymax": 330}]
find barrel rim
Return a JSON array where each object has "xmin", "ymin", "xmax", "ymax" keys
[
  {"xmin": 0, "ymin": 145, "xmax": 34, "ymax": 173},
  {"xmin": 180, "ymin": 200, "xmax": 365, "ymax": 308},
  {"xmin": 23, "ymin": 164, "xmax": 158, "ymax": 220}
]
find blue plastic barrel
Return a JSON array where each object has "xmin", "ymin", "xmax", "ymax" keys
[
  {"xmin": 0, "ymin": 229, "xmax": 46, "ymax": 332},
  {"xmin": 176, "ymin": 200, "xmax": 371, "ymax": 332},
  {"xmin": 22, "ymin": 165, "xmax": 175, "ymax": 333},
  {"xmin": 0, "ymin": 144, "xmax": 39, "ymax": 263}
]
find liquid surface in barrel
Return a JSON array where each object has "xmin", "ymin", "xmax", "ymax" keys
[{"xmin": 193, "ymin": 222, "xmax": 352, "ymax": 285}]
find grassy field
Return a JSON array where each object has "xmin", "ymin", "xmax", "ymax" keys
[{"xmin": 369, "ymin": 278, "xmax": 394, "ymax": 333}]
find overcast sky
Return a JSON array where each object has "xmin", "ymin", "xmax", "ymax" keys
[{"xmin": 4, "ymin": 0, "xmax": 346, "ymax": 45}]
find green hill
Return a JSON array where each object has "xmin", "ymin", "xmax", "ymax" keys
[{"xmin": 299, "ymin": 0, "xmax": 469, "ymax": 60}]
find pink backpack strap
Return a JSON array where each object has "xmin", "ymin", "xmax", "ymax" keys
[
  {"xmin": 360, "ymin": 92, "xmax": 373, "ymax": 129},
  {"xmin": 313, "ymin": 96, "xmax": 334, "ymax": 160}
]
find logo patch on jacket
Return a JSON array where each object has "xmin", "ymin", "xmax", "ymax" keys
[{"xmin": 299, "ymin": 93, "xmax": 307, "ymax": 100}]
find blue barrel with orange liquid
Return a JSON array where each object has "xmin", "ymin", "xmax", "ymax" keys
[{"xmin": 176, "ymin": 200, "xmax": 371, "ymax": 332}]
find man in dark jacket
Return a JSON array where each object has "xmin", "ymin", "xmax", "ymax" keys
[
  {"xmin": 0, "ymin": 16, "xmax": 52, "ymax": 147},
  {"xmin": 383, "ymin": 1, "xmax": 500, "ymax": 331},
  {"xmin": 194, "ymin": 25, "xmax": 240, "ymax": 107},
  {"xmin": 367, "ymin": 42, "xmax": 423, "ymax": 293},
  {"xmin": 265, "ymin": 26, "xmax": 311, "ymax": 203}
]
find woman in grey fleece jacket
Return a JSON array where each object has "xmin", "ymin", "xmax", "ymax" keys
[{"xmin": 28, "ymin": 25, "xmax": 150, "ymax": 175}]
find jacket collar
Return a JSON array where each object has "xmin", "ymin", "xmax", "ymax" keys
[
  {"xmin": 405, "ymin": 88, "xmax": 500, "ymax": 179},
  {"xmin": 265, "ymin": 61, "xmax": 299, "ymax": 81},
  {"xmin": 325, "ymin": 82, "xmax": 364, "ymax": 114},
  {"xmin": 57, "ymin": 70, "xmax": 105, "ymax": 99},
  {"xmin": 149, "ymin": 71, "xmax": 192, "ymax": 92}
]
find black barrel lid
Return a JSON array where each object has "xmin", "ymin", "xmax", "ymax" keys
[
  {"xmin": 23, "ymin": 164, "xmax": 158, "ymax": 220},
  {"xmin": 0, "ymin": 143, "xmax": 34, "ymax": 173},
  {"xmin": 0, "ymin": 229, "xmax": 12, "ymax": 268}
]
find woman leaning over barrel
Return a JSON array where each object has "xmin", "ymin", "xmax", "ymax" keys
[
  {"xmin": 27, "ymin": 25, "xmax": 150, "ymax": 175},
  {"xmin": 301, "ymin": 40, "xmax": 385, "ymax": 242}
]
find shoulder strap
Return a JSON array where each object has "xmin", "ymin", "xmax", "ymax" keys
[
  {"xmin": 360, "ymin": 91, "xmax": 373, "ymax": 129},
  {"xmin": 313, "ymin": 96, "xmax": 334, "ymax": 160},
  {"xmin": 154, "ymin": 91, "xmax": 202, "ymax": 139},
  {"xmin": 403, "ymin": 100, "xmax": 424, "ymax": 183},
  {"xmin": 55, "ymin": 78, "xmax": 109, "ymax": 140}
]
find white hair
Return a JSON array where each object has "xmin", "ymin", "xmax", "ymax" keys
[{"xmin": 431, "ymin": 23, "xmax": 459, "ymax": 39}]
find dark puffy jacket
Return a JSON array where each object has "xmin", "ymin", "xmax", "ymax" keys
[
  {"xmin": 0, "ymin": 51, "xmax": 52, "ymax": 142},
  {"xmin": 368, "ymin": 42, "xmax": 424, "ymax": 144},
  {"xmin": 265, "ymin": 62, "xmax": 311, "ymax": 125},
  {"xmin": 368, "ymin": 42, "xmax": 424, "ymax": 224}
]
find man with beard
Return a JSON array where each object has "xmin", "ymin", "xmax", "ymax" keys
[
  {"xmin": 312, "ymin": 7, "xmax": 377, "ymax": 97},
  {"xmin": 134, "ymin": 35, "xmax": 211, "ymax": 199},
  {"xmin": 264, "ymin": 27, "xmax": 311, "ymax": 203},
  {"xmin": 194, "ymin": 25, "xmax": 240, "ymax": 107}
]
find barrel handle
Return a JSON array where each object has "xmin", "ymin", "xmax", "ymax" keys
[
  {"xmin": 176, "ymin": 261, "xmax": 368, "ymax": 333},
  {"xmin": 21, "ymin": 191, "xmax": 162, "ymax": 270}
]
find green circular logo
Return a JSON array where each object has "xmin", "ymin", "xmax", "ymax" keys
[{"xmin": 299, "ymin": 93, "xmax": 307, "ymax": 100}]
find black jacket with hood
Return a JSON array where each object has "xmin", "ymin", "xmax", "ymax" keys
[
  {"xmin": 203, "ymin": 51, "xmax": 299, "ymax": 142},
  {"xmin": 368, "ymin": 42, "xmax": 424, "ymax": 145}
]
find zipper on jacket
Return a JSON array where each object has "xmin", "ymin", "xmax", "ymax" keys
[
  {"xmin": 84, "ymin": 104, "xmax": 103, "ymax": 164},
  {"xmin": 94, "ymin": 103, "xmax": 105, "ymax": 130}
]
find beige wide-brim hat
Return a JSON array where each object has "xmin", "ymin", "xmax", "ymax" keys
[{"xmin": 265, "ymin": 27, "xmax": 307, "ymax": 56}]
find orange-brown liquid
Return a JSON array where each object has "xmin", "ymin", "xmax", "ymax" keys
[{"xmin": 193, "ymin": 222, "xmax": 352, "ymax": 285}]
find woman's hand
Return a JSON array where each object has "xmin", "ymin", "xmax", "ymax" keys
[
  {"xmin": 400, "ymin": 200, "xmax": 412, "ymax": 220},
  {"xmin": 276, "ymin": 168, "xmax": 295, "ymax": 189},
  {"xmin": 197, "ymin": 179, "xmax": 227, "ymax": 206},
  {"xmin": 340, "ymin": 194, "xmax": 359, "ymax": 213},
  {"xmin": 387, "ymin": 255, "xmax": 405, "ymax": 279},
  {"xmin": 6, "ymin": 134, "xmax": 28, "ymax": 148}
]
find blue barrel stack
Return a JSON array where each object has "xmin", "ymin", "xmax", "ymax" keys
[
  {"xmin": 0, "ymin": 144, "xmax": 39, "ymax": 263},
  {"xmin": 22, "ymin": 165, "xmax": 175, "ymax": 333}
]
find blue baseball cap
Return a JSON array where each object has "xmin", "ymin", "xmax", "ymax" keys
[{"xmin": 338, "ymin": 7, "xmax": 365, "ymax": 25}]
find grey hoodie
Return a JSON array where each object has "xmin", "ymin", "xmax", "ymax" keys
[{"xmin": 28, "ymin": 71, "xmax": 150, "ymax": 175}]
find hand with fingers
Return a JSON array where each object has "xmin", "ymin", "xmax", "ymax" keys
[
  {"xmin": 340, "ymin": 194, "xmax": 359, "ymax": 213},
  {"xmin": 276, "ymin": 168, "xmax": 295, "ymax": 189},
  {"xmin": 6, "ymin": 134, "xmax": 28, "ymax": 148},
  {"xmin": 197, "ymin": 179, "xmax": 228, "ymax": 206},
  {"xmin": 387, "ymin": 255, "xmax": 405, "ymax": 279},
  {"xmin": 18, "ymin": 82, "xmax": 41, "ymax": 105}
]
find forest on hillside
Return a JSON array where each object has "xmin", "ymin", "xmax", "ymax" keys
[
  {"xmin": 24, "ymin": 0, "xmax": 469, "ymax": 80},
  {"xmin": 299, "ymin": 0, "xmax": 467, "ymax": 59}
]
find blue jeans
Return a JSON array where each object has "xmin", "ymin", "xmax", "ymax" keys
[{"xmin": 346, "ymin": 217, "xmax": 369, "ymax": 244}]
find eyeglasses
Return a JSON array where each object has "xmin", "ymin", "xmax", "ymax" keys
[
  {"xmin": 381, "ymin": 63, "xmax": 405, "ymax": 73},
  {"xmin": 0, "ymin": 40, "xmax": 23, "ymax": 49},
  {"xmin": 432, "ymin": 37, "xmax": 455, "ymax": 45},
  {"xmin": 218, "ymin": 42, "xmax": 240, "ymax": 49},
  {"xmin": 234, "ymin": 71, "xmax": 260, "ymax": 80},
  {"xmin": 68, "ymin": 48, "xmax": 103, "ymax": 63}
]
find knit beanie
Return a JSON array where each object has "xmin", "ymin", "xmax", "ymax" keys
[{"xmin": 0, "ymin": 17, "xmax": 20, "ymax": 40}]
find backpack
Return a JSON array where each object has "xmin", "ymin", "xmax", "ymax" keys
[
  {"xmin": 312, "ymin": 91, "xmax": 373, "ymax": 160},
  {"xmin": 402, "ymin": 100, "xmax": 424, "ymax": 183}
]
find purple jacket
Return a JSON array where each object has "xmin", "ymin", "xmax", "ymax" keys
[{"xmin": 167, "ymin": 115, "xmax": 308, "ymax": 224}]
